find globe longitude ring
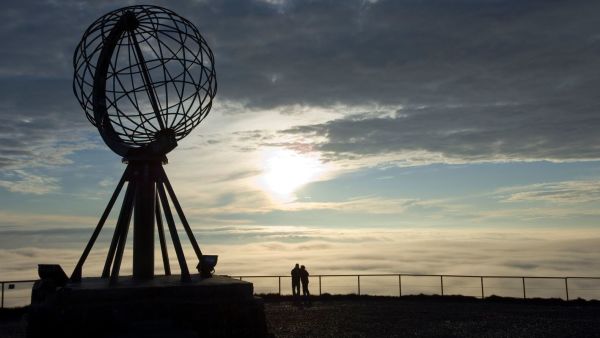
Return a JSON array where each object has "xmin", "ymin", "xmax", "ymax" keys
[{"xmin": 73, "ymin": 5, "xmax": 217, "ymax": 159}]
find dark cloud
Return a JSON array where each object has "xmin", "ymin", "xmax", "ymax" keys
[
  {"xmin": 1, "ymin": 0, "xmax": 599, "ymax": 173},
  {"xmin": 189, "ymin": 0, "xmax": 600, "ymax": 162},
  {"xmin": 283, "ymin": 101, "xmax": 600, "ymax": 161},
  {"xmin": 0, "ymin": 2, "xmax": 114, "ymax": 172},
  {"xmin": 190, "ymin": 0, "xmax": 600, "ymax": 108},
  {"xmin": 7, "ymin": 0, "xmax": 596, "ymax": 110}
]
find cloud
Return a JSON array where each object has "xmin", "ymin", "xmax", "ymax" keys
[
  {"xmin": 282, "ymin": 103, "xmax": 600, "ymax": 164},
  {"xmin": 275, "ymin": 196, "xmax": 419, "ymax": 214},
  {"xmin": 187, "ymin": 0, "xmax": 600, "ymax": 108},
  {"xmin": 496, "ymin": 180, "xmax": 600, "ymax": 204},
  {"xmin": 0, "ymin": 210, "xmax": 100, "ymax": 230},
  {"xmin": 0, "ymin": 1, "xmax": 115, "ymax": 193},
  {"xmin": 176, "ymin": 0, "xmax": 600, "ymax": 166},
  {"xmin": 2, "ymin": 226, "xmax": 599, "ymax": 298},
  {"xmin": 0, "ymin": 170, "xmax": 60, "ymax": 194},
  {"xmin": 0, "ymin": 0, "xmax": 597, "ymax": 208},
  {"xmin": 3, "ymin": 0, "xmax": 599, "ymax": 175},
  {"xmin": 0, "ymin": 77, "xmax": 96, "ymax": 194}
]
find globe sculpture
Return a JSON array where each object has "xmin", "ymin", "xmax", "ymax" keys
[
  {"xmin": 27, "ymin": 7, "xmax": 267, "ymax": 337},
  {"xmin": 71, "ymin": 5, "xmax": 217, "ymax": 284}
]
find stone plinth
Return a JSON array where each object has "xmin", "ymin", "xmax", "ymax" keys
[{"xmin": 27, "ymin": 275, "xmax": 268, "ymax": 338}]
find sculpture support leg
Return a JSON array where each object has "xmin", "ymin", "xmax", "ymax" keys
[
  {"xmin": 155, "ymin": 196, "xmax": 171, "ymax": 275},
  {"xmin": 161, "ymin": 166, "xmax": 203, "ymax": 261},
  {"xmin": 74, "ymin": 161, "xmax": 204, "ymax": 283},
  {"xmin": 133, "ymin": 162, "xmax": 155, "ymax": 279},
  {"xmin": 157, "ymin": 182, "xmax": 191, "ymax": 282},
  {"xmin": 102, "ymin": 179, "xmax": 136, "ymax": 278},
  {"xmin": 109, "ymin": 180, "xmax": 136, "ymax": 285},
  {"xmin": 71, "ymin": 166, "xmax": 129, "ymax": 281}
]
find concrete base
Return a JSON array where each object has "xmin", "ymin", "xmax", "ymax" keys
[{"xmin": 27, "ymin": 275, "xmax": 268, "ymax": 338}]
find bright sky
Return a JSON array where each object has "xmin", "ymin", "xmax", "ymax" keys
[{"xmin": 0, "ymin": 0, "xmax": 599, "ymax": 281}]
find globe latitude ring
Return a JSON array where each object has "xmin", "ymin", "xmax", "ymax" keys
[{"xmin": 73, "ymin": 5, "xmax": 217, "ymax": 159}]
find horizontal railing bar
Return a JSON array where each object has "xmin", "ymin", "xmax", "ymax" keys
[
  {"xmin": 2, "ymin": 275, "xmax": 600, "ymax": 284},
  {"xmin": 226, "ymin": 274, "xmax": 600, "ymax": 279}
]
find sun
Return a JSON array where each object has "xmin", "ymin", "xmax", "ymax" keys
[{"xmin": 259, "ymin": 148, "xmax": 324, "ymax": 201}]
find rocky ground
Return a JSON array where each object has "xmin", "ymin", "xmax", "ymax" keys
[
  {"xmin": 2, "ymin": 295, "xmax": 600, "ymax": 337},
  {"xmin": 264, "ymin": 295, "xmax": 600, "ymax": 337}
]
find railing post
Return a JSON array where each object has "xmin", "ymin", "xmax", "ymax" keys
[
  {"xmin": 398, "ymin": 274, "xmax": 402, "ymax": 297},
  {"xmin": 522, "ymin": 277, "xmax": 526, "ymax": 299},
  {"xmin": 1, "ymin": 282, "xmax": 4, "ymax": 309},
  {"xmin": 319, "ymin": 276, "xmax": 322, "ymax": 296},
  {"xmin": 565, "ymin": 278, "xmax": 569, "ymax": 301},
  {"xmin": 480, "ymin": 277, "xmax": 484, "ymax": 299},
  {"xmin": 440, "ymin": 275, "xmax": 444, "ymax": 296},
  {"xmin": 278, "ymin": 276, "xmax": 281, "ymax": 296},
  {"xmin": 357, "ymin": 275, "xmax": 361, "ymax": 295}
]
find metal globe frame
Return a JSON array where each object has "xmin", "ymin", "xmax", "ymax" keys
[
  {"xmin": 71, "ymin": 5, "xmax": 217, "ymax": 284},
  {"xmin": 73, "ymin": 5, "xmax": 217, "ymax": 158}
]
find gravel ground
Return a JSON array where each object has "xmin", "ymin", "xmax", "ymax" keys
[
  {"xmin": 264, "ymin": 295, "xmax": 600, "ymax": 338},
  {"xmin": 2, "ymin": 296, "xmax": 600, "ymax": 337}
]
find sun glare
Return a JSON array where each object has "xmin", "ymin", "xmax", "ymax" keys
[{"xmin": 259, "ymin": 149, "xmax": 325, "ymax": 201}]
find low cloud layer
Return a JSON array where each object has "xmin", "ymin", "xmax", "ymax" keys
[{"xmin": 1, "ymin": 226, "xmax": 599, "ymax": 301}]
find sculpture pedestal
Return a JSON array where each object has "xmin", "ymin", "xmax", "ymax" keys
[{"xmin": 27, "ymin": 275, "xmax": 268, "ymax": 337}]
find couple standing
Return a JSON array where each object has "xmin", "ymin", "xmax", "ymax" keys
[{"xmin": 291, "ymin": 263, "xmax": 310, "ymax": 299}]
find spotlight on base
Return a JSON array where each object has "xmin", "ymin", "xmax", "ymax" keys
[{"xmin": 197, "ymin": 255, "xmax": 218, "ymax": 278}]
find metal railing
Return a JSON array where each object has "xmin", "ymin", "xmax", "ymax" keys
[
  {"xmin": 231, "ymin": 274, "xmax": 600, "ymax": 301},
  {"xmin": 2, "ymin": 274, "xmax": 600, "ymax": 308}
]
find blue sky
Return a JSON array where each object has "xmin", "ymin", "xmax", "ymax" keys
[{"xmin": 0, "ymin": 0, "xmax": 599, "ymax": 280}]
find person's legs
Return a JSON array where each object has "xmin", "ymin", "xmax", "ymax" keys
[{"xmin": 302, "ymin": 283, "xmax": 310, "ymax": 305}]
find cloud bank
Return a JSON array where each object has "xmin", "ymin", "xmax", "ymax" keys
[{"xmin": 2, "ymin": 226, "xmax": 599, "ymax": 301}]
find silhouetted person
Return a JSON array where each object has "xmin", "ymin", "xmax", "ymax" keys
[
  {"xmin": 300, "ymin": 265, "xmax": 310, "ymax": 303},
  {"xmin": 291, "ymin": 263, "xmax": 301, "ymax": 297}
]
